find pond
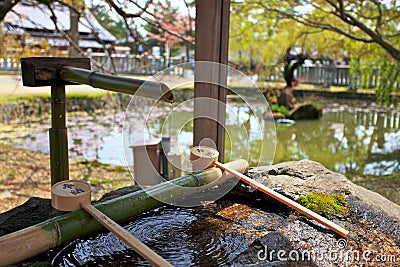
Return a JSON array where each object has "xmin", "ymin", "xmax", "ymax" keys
[
  {"xmin": 274, "ymin": 101, "xmax": 400, "ymax": 176},
  {"xmin": 0, "ymin": 99, "xmax": 398, "ymax": 177}
]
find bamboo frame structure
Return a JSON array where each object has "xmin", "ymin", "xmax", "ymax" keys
[
  {"xmin": 49, "ymin": 85, "xmax": 69, "ymax": 185},
  {"xmin": 20, "ymin": 57, "xmax": 174, "ymax": 186}
]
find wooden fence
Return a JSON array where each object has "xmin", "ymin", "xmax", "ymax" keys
[
  {"xmin": 263, "ymin": 64, "xmax": 384, "ymax": 89},
  {"xmin": 0, "ymin": 54, "xmax": 188, "ymax": 75},
  {"xmin": 89, "ymin": 53, "xmax": 188, "ymax": 75},
  {"xmin": 0, "ymin": 55, "xmax": 395, "ymax": 90},
  {"xmin": 297, "ymin": 65, "xmax": 381, "ymax": 89}
]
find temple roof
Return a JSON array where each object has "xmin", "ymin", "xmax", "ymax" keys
[{"xmin": 3, "ymin": 1, "xmax": 116, "ymax": 43}]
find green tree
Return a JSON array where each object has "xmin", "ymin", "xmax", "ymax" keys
[
  {"xmin": 251, "ymin": 0, "xmax": 399, "ymax": 62},
  {"xmin": 229, "ymin": 4, "xmax": 276, "ymax": 70},
  {"xmin": 229, "ymin": 1, "xmax": 399, "ymax": 102},
  {"xmin": 90, "ymin": 4, "xmax": 127, "ymax": 40}
]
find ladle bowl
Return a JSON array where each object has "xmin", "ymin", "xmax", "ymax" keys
[
  {"xmin": 51, "ymin": 180, "xmax": 91, "ymax": 211},
  {"xmin": 190, "ymin": 146, "xmax": 219, "ymax": 171}
]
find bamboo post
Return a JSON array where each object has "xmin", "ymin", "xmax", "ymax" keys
[
  {"xmin": 0, "ymin": 160, "xmax": 248, "ymax": 266},
  {"xmin": 49, "ymin": 85, "xmax": 69, "ymax": 185}
]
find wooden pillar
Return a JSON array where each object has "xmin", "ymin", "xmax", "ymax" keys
[{"xmin": 193, "ymin": 0, "xmax": 230, "ymax": 163}]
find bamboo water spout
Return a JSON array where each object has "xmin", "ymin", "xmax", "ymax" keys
[
  {"xmin": 0, "ymin": 159, "xmax": 248, "ymax": 266},
  {"xmin": 20, "ymin": 58, "xmax": 173, "ymax": 103},
  {"xmin": 59, "ymin": 66, "xmax": 173, "ymax": 103}
]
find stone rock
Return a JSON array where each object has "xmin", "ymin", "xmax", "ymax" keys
[
  {"xmin": 231, "ymin": 160, "xmax": 400, "ymax": 266},
  {"xmin": 0, "ymin": 197, "xmax": 66, "ymax": 237},
  {"xmin": 246, "ymin": 160, "xmax": 400, "ymax": 222},
  {"xmin": 288, "ymin": 104, "xmax": 323, "ymax": 120}
]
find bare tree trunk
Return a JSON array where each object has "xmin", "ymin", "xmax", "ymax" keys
[
  {"xmin": 186, "ymin": 43, "xmax": 190, "ymax": 62},
  {"xmin": 69, "ymin": 6, "xmax": 80, "ymax": 58}
]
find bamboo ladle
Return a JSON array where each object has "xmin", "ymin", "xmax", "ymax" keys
[
  {"xmin": 190, "ymin": 146, "xmax": 349, "ymax": 238},
  {"xmin": 51, "ymin": 180, "xmax": 173, "ymax": 267}
]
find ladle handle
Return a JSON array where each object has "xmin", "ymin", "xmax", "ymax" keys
[
  {"xmin": 80, "ymin": 202, "xmax": 174, "ymax": 267},
  {"xmin": 214, "ymin": 161, "xmax": 349, "ymax": 238}
]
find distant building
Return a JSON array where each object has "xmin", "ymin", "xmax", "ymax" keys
[{"xmin": 2, "ymin": 1, "xmax": 118, "ymax": 54}]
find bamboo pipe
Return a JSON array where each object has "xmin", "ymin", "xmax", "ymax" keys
[
  {"xmin": 51, "ymin": 180, "xmax": 172, "ymax": 267},
  {"xmin": 190, "ymin": 146, "xmax": 349, "ymax": 238},
  {"xmin": 49, "ymin": 85, "xmax": 69, "ymax": 185},
  {"xmin": 0, "ymin": 160, "xmax": 248, "ymax": 266},
  {"xmin": 59, "ymin": 66, "xmax": 174, "ymax": 103}
]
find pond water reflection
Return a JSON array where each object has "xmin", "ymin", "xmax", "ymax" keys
[
  {"xmin": 274, "ymin": 102, "xmax": 400, "ymax": 176},
  {"xmin": 0, "ymin": 100, "xmax": 398, "ymax": 177}
]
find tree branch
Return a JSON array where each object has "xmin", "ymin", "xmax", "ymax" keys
[
  {"xmin": 0, "ymin": 0, "xmax": 20, "ymax": 21},
  {"xmin": 183, "ymin": 0, "xmax": 194, "ymax": 34},
  {"xmin": 104, "ymin": 0, "xmax": 151, "ymax": 18},
  {"xmin": 327, "ymin": 3, "xmax": 400, "ymax": 61},
  {"xmin": 255, "ymin": 2, "xmax": 373, "ymax": 42},
  {"xmin": 374, "ymin": 0, "xmax": 382, "ymax": 35},
  {"xmin": 250, "ymin": 0, "xmax": 400, "ymax": 61},
  {"xmin": 108, "ymin": 0, "xmax": 194, "ymax": 46},
  {"xmin": 129, "ymin": 0, "xmax": 195, "ymax": 45},
  {"xmin": 45, "ymin": 3, "xmax": 112, "ymax": 72}
]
